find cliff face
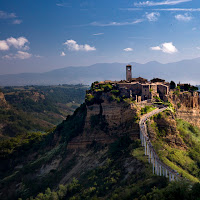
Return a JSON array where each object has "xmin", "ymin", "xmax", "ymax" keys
[
  {"xmin": 168, "ymin": 91, "xmax": 200, "ymax": 128},
  {"xmin": 68, "ymin": 96, "xmax": 140, "ymax": 149}
]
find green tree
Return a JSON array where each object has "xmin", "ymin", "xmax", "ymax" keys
[{"xmin": 170, "ymin": 81, "xmax": 176, "ymax": 89}]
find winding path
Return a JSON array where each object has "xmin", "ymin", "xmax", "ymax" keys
[{"xmin": 139, "ymin": 107, "xmax": 181, "ymax": 181}]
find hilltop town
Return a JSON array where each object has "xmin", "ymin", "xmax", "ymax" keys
[{"xmin": 91, "ymin": 64, "xmax": 199, "ymax": 106}]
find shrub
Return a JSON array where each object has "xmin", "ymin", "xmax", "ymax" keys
[{"xmin": 111, "ymin": 90, "xmax": 120, "ymax": 96}]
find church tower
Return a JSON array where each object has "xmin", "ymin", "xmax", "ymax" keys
[{"xmin": 126, "ymin": 64, "xmax": 132, "ymax": 81}]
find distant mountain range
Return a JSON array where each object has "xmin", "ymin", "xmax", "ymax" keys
[{"xmin": 1, "ymin": 57, "xmax": 200, "ymax": 86}]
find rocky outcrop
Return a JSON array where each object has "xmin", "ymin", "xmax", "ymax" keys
[
  {"xmin": 0, "ymin": 92, "xmax": 7, "ymax": 107},
  {"xmin": 68, "ymin": 97, "xmax": 140, "ymax": 149},
  {"xmin": 168, "ymin": 91, "xmax": 200, "ymax": 128}
]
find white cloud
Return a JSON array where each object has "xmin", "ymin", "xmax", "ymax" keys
[
  {"xmin": 0, "ymin": 11, "xmax": 16, "ymax": 19},
  {"xmin": 6, "ymin": 37, "xmax": 29, "ymax": 49},
  {"xmin": 197, "ymin": 47, "xmax": 200, "ymax": 50},
  {"xmin": 192, "ymin": 27, "xmax": 197, "ymax": 31},
  {"xmin": 15, "ymin": 51, "xmax": 32, "ymax": 59},
  {"xmin": 151, "ymin": 46, "xmax": 161, "ymax": 51},
  {"xmin": 150, "ymin": 42, "xmax": 178, "ymax": 54},
  {"xmin": 146, "ymin": 12, "xmax": 160, "ymax": 21},
  {"xmin": 134, "ymin": 0, "xmax": 191, "ymax": 7},
  {"xmin": 60, "ymin": 51, "xmax": 66, "ymax": 56},
  {"xmin": 0, "ymin": 37, "xmax": 29, "ymax": 51},
  {"xmin": 153, "ymin": 8, "xmax": 200, "ymax": 11},
  {"xmin": 91, "ymin": 19, "xmax": 143, "ymax": 26},
  {"xmin": 13, "ymin": 19, "xmax": 22, "ymax": 24},
  {"xmin": 0, "ymin": 40, "xmax": 9, "ymax": 50},
  {"xmin": 56, "ymin": 3, "xmax": 71, "ymax": 7},
  {"xmin": 93, "ymin": 33, "xmax": 104, "ymax": 36},
  {"xmin": 124, "ymin": 48, "xmax": 133, "ymax": 52},
  {"xmin": 64, "ymin": 40, "xmax": 96, "ymax": 51},
  {"xmin": 175, "ymin": 13, "xmax": 192, "ymax": 21},
  {"xmin": 3, "ymin": 51, "xmax": 32, "ymax": 59}
]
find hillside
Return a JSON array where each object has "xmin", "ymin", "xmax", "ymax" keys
[
  {"xmin": 1, "ymin": 81, "xmax": 200, "ymax": 200},
  {"xmin": 0, "ymin": 85, "xmax": 88, "ymax": 140},
  {"xmin": 1, "ymin": 58, "xmax": 200, "ymax": 86}
]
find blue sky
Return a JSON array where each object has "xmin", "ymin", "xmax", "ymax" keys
[{"xmin": 0, "ymin": 0, "xmax": 200, "ymax": 74}]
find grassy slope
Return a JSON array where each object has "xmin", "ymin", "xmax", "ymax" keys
[{"xmin": 150, "ymin": 111, "xmax": 200, "ymax": 183}]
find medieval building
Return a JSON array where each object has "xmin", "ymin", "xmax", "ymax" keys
[{"xmin": 115, "ymin": 65, "xmax": 169, "ymax": 101}]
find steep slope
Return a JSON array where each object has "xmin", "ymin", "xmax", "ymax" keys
[{"xmin": 148, "ymin": 110, "xmax": 200, "ymax": 182}]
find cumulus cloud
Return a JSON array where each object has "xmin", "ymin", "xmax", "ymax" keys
[
  {"xmin": 146, "ymin": 12, "xmax": 160, "ymax": 21},
  {"xmin": 175, "ymin": 13, "xmax": 192, "ymax": 21},
  {"xmin": 13, "ymin": 19, "xmax": 22, "ymax": 24},
  {"xmin": 0, "ymin": 36, "xmax": 29, "ymax": 51},
  {"xmin": 150, "ymin": 42, "xmax": 178, "ymax": 54},
  {"xmin": 3, "ymin": 51, "xmax": 32, "ymax": 60},
  {"xmin": 0, "ymin": 40, "xmax": 9, "ymax": 50},
  {"xmin": 124, "ymin": 48, "xmax": 133, "ymax": 52},
  {"xmin": 91, "ymin": 19, "xmax": 143, "ymax": 26},
  {"xmin": 6, "ymin": 37, "xmax": 29, "ymax": 49},
  {"xmin": 60, "ymin": 51, "xmax": 66, "ymax": 56},
  {"xmin": 0, "ymin": 36, "xmax": 31, "ymax": 59},
  {"xmin": 0, "ymin": 11, "xmax": 16, "ymax": 19},
  {"xmin": 134, "ymin": 0, "xmax": 192, "ymax": 7},
  {"xmin": 64, "ymin": 40, "xmax": 96, "ymax": 51}
]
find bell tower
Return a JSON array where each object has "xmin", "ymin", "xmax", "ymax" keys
[{"xmin": 126, "ymin": 64, "xmax": 132, "ymax": 81}]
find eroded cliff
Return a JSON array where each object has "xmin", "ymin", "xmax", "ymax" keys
[
  {"xmin": 68, "ymin": 94, "xmax": 140, "ymax": 149},
  {"xmin": 168, "ymin": 91, "xmax": 200, "ymax": 128}
]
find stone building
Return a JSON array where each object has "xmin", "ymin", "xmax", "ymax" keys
[{"xmin": 118, "ymin": 64, "xmax": 170, "ymax": 101}]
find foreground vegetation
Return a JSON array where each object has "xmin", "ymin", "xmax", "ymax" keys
[{"xmin": 25, "ymin": 138, "xmax": 200, "ymax": 200}]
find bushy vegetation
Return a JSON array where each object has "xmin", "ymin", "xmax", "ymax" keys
[
  {"xmin": 0, "ymin": 131, "xmax": 47, "ymax": 157},
  {"xmin": 140, "ymin": 106, "xmax": 156, "ymax": 115},
  {"xmin": 88, "ymin": 82, "xmax": 136, "ymax": 106},
  {"xmin": 0, "ymin": 109, "xmax": 44, "ymax": 138}
]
